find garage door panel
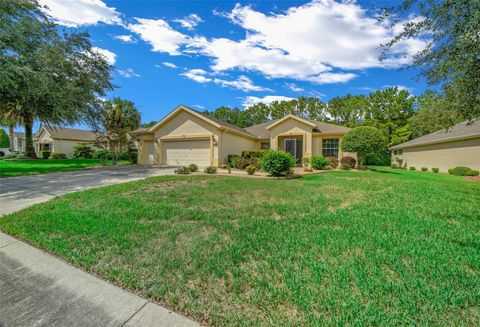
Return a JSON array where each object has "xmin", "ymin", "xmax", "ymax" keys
[{"xmin": 164, "ymin": 140, "xmax": 211, "ymax": 167}]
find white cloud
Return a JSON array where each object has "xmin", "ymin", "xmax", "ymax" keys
[
  {"xmin": 39, "ymin": 0, "xmax": 121, "ymax": 27},
  {"xmin": 173, "ymin": 13, "xmax": 203, "ymax": 30},
  {"xmin": 193, "ymin": 104, "xmax": 205, "ymax": 109},
  {"xmin": 161, "ymin": 62, "xmax": 178, "ymax": 69},
  {"xmin": 242, "ymin": 95, "xmax": 295, "ymax": 108},
  {"xmin": 383, "ymin": 84, "xmax": 414, "ymax": 93},
  {"xmin": 127, "ymin": 18, "xmax": 187, "ymax": 55},
  {"xmin": 285, "ymin": 83, "xmax": 304, "ymax": 92},
  {"xmin": 181, "ymin": 69, "xmax": 211, "ymax": 83},
  {"xmin": 118, "ymin": 68, "xmax": 140, "ymax": 78},
  {"xmin": 181, "ymin": 69, "xmax": 270, "ymax": 92},
  {"xmin": 92, "ymin": 47, "xmax": 116, "ymax": 65},
  {"xmin": 114, "ymin": 34, "xmax": 135, "ymax": 43}
]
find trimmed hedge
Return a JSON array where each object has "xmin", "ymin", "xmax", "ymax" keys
[
  {"xmin": 50, "ymin": 152, "xmax": 67, "ymax": 159},
  {"xmin": 245, "ymin": 165, "xmax": 256, "ymax": 175},
  {"xmin": 188, "ymin": 163, "xmax": 198, "ymax": 172},
  {"xmin": 310, "ymin": 156, "xmax": 329, "ymax": 170},
  {"xmin": 72, "ymin": 143, "xmax": 94, "ymax": 159},
  {"xmin": 175, "ymin": 166, "xmax": 190, "ymax": 174},
  {"xmin": 260, "ymin": 150, "xmax": 295, "ymax": 176},
  {"xmin": 40, "ymin": 150, "xmax": 51, "ymax": 159},
  {"xmin": 204, "ymin": 166, "xmax": 217, "ymax": 174},
  {"xmin": 241, "ymin": 150, "xmax": 269, "ymax": 159},
  {"xmin": 448, "ymin": 166, "xmax": 479, "ymax": 176},
  {"xmin": 432, "ymin": 167, "xmax": 439, "ymax": 173}
]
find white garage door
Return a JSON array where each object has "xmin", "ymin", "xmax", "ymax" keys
[{"xmin": 163, "ymin": 139, "xmax": 211, "ymax": 167}]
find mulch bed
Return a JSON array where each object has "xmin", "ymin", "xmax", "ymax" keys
[{"xmin": 465, "ymin": 176, "xmax": 480, "ymax": 182}]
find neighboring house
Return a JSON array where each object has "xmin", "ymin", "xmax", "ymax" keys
[
  {"xmin": 390, "ymin": 119, "xmax": 480, "ymax": 172},
  {"xmin": 35, "ymin": 125, "xmax": 97, "ymax": 158},
  {"xmin": 13, "ymin": 132, "xmax": 25, "ymax": 152},
  {"xmin": 134, "ymin": 105, "xmax": 354, "ymax": 166}
]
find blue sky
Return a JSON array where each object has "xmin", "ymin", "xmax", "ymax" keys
[{"xmin": 38, "ymin": 0, "xmax": 427, "ymax": 126}]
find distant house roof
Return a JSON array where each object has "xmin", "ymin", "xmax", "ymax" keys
[
  {"xmin": 245, "ymin": 118, "xmax": 350, "ymax": 139},
  {"xmin": 390, "ymin": 119, "xmax": 480, "ymax": 150},
  {"xmin": 14, "ymin": 132, "xmax": 25, "ymax": 139},
  {"xmin": 37, "ymin": 126, "xmax": 96, "ymax": 141}
]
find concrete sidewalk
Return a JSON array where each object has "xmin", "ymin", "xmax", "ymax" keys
[{"xmin": 0, "ymin": 233, "xmax": 199, "ymax": 326}]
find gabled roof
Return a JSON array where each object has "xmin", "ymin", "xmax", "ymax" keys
[
  {"xmin": 390, "ymin": 119, "xmax": 480, "ymax": 150},
  {"xmin": 37, "ymin": 125, "xmax": 96, "ymax": 141},
  {"xmin": 245, "ymin": 117, "xmax": 350, "ymax": 138},
  {"xmin": 266, "ymin": 114, "xmax": 316, "ymax": 129}
]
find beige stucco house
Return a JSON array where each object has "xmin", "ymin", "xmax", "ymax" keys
[
  {"xmin": 390, "ymin": 119, "xmax": 480, "ymax": 172},
  {"xmin": 134, "ymin": 105, "xmax": 353, "ymax": 166},
  {"xmin": 35, "ymin": 125, "xmax": 96, "ymax": 158},
  {"xmin": 13, "ymin": 132, "xmax": 26, "ymax": 152}
]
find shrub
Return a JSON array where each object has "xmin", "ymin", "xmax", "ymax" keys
[
  {"xmin": 310, "ymin": 156, "xmax": 330, "ymax": 170},
  {"xmin": 93, "ymin": 149, "xmax": 112, "ymax": 160},
  {"xmin": 241, "ymin": 150, "xmax": 269, "ymax": 159},
  {"xmin": 127, "ymin": 148, "xmax": 138, "ymax": 164},
  {"xmin": 227, "ymin": 154, "xmax": 239, "ymax": 167},
  {"xmin": 340, "ymin": 156, "xmax": 356, "ymax": 169},
  {"xmin": 448, "ymin": 166, "xmax": 478, "ymax": 176},
  {"xmin": 245, "ymin": 165, "xmax": 256, "ymax": 175},
  {"xmin": 341, "ymin": 126, "xmax": 387, "ymax": 166},
  {"xmin": 50, "ymin": 152, "xmax": 67, "ymax": 159},
  {"xmin": 327, "ymin": 156, "xmax": 339, "ymax": 169},
  {"xmin": 340, "ymin": 163, "xmax": 351, "ymax": 170},
  {"xmin": 175, "ymin": 166, "xmax": 190, "ymax": 174},
  {"xmin": 421, "ymin": 167, "xmax": 428, "ymax": 172},
  {"xmin": 260, "ymin": 150, "xmax": 295, "ymax": 177},
  {"xmin": 16, "ymin": 152, "xmax": 30, "ymax": 159},
  {"xmin": 302, "ymin": 157, "xmax": 310, "ymax": 168},
  {"xmin": 188, "ymin": 163, "xmax": 198, "ymax": 172},
  {"xmin": 204, "ymin": 166, "xmax": 217, "ymax": 174},
  {"xmin": 39, "ymin": 150, "xmax": 51, "ymax": 159},
  {"xmin": 391, "ymin": 163, "xmax": 399, "ymax": 169},
  {"xmin": 409, "ymin": 166, "xmax": 416, "ymax": 171},
  {"xmin": 72, "ymin": 143, "xmax": 94, "ymax": 159},
  {"xmin": 232, "ymin": 156, "xmax": 250, "ymax": 169},
  {"xmin": 432, "ymin": 167, "xmax": 439, "ymax": 173},
  {"xmin": 3, "ymin": 153, "xmax": 18, "ymax": 159},
  {"xmin": 365, "ymin": 149, "xmax": 391, "ymax": 166}
]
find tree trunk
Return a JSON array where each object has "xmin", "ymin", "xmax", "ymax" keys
[
  {"xmin": 23, "ymin": 113, "xmax": 36, "ymax": 158},
  {"xmin": 8, "ymin": 124, "xmax": 14, "ymax": 152},
  {"xmin": 112, "ymin": 147, "xmax": 117, "ymax": 165}
]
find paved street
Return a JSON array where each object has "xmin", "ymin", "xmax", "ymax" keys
[{"xmin": 0, "ymin": 166, "xmax": 199, "ymax": 326}]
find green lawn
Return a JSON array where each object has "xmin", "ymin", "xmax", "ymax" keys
[
  {"xmin": 1, "ymin": 168, "xmax": 479, "ymax": 325},
  {"xmin": 0, "ymin": 159, "xmax": 129, "ymax": 177}
]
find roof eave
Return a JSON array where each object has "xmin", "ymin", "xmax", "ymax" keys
[{"xmin": 389, "ymin": 133, "xmax": 480, "ymax": 150}]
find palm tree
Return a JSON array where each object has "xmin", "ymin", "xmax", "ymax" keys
[
  {"xmin": 0, "ymin": 104, "xmax": 22, "ymax": 152},
  {"xmin": 98, "ymin": 98, "xmax": 141, "ymax": 164}
]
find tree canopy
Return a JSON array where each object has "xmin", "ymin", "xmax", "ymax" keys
[{"xmin": 342, "ymin": 127, "xmax": 387, "ymax": 166}]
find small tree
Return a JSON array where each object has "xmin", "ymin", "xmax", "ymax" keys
[
  {"xmin": 72, "ymin": 143, "xmax": 94, "ymax": 159},
  {"xmin": 341, "ymin": 127, "xmax": 387, "ymax": 166},
  {"xmin": 0, "ymin": 129, "xmax": 10, "ymax": 148},
  {"xmin": 94, "ymin": 98, "xmax": 140, "ymax": 165}
]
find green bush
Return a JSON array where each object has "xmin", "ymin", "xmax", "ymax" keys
[
  {"xmin": 391, "ymin": 163, "xmax": 399, "ymax": 169},
  {"xmin": 241, "ymin": 150, "xmax": 269, "ymax": 159},
  {"xmin": 127, "ymin": 148, "xmax": 138, "ymax": 164},
  {"xmin": 16, "ymin": 152, "xmax": 31, "ymax": 159},
  {"xmin": 340, "ymin": 163, "xmax": 351, "ymax": 170},
  {"xmin": 432, "ymin": 167, "xmax": 439, "ymax": 173},
  {"xmin": 310, "ymin": 156, "xmax": 330, "ymax": 170},
  {"xmin": 72, "ymin": 143, "xmax": 94, "ymax": 159},
  {"xmin": 204, "ymin": 166, "xmax": 217, "ymax": 174},
  {"xmin": 93, "ymin": 150, "xmax": 112, "ymax": 160},
  {"xmin": 421, "ymin": 167, "xmax": 428, "ymax": 172},
  {"xmin": 3, "ymin": 153, "xmax": 18, "ymax": 159},
  {"xmin": 409, "ymin": 166, "xmax": 416, "ymax": 171},
  {"xmin": 327, "ymin": 156, "xmax": 339, "ymax": 169},
  {"xmin": 340, "ymin": 156, "xmax": 356, "ymax": 169},
  {"xmin": 175, "ymin": 166, "xmax": 190, "ymax": 174},
  {"xmin": 188, "ymin": 163, "xmax": 198, "ymax": 172},
  {"xmin": 0, "ymin": 129, "xmax": 9, "ymax": 148},
  {"xmin": 365, "ymin": 149, "xmax": 391, "ymax": 166},
  {"xmin": 341, "ymin": 127, "xmax": 387, "ymax": 166},
  {"xmin": 245, "ymin": 165, "xmax": 256, "ymax": 175},
  {"xmin": 260, "ymin": 150, "xmax": 295, "ymax": 176},
  {"xmin": 40, "ymin": 150, "xmax": 51, "ymax": 159},
  {"xmin": 448, "ymin": 166, "xmax": 479, "ymax": 176},
  {"xmin": 50, "ymin": 152, "xmax": 67, "ymax": 159},
  {"xmin": 227, "ymin": 154, "xmax": 239, "ymax": 167}
]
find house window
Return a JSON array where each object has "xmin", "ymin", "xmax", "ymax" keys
[
  {"xmin": 261, "ymin": 142, "xmax": 270, "ymax": 150},
  {"xmin": 322, "ymin": 138, "xmax": 339, "ymax": 158}
]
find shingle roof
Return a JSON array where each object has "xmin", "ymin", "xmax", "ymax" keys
[
  {"xmin": 390, "ymin": 119, "xmax": 480, "ymax": 150},
  {"xmin": 40, "ymin": 126, "xmax": 96, "ymax": 141},
  {"xmin": 193, "ymin": 109, "xmax": 256, "ymax": 137},
  {"xmin": 244, "ymin": 118, "xmax": 351, "ymax": 138}
]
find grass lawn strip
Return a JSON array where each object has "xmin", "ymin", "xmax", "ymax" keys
[{"xmin": 1, "ymin": 168, "xmax": 479, "ymax": 325}]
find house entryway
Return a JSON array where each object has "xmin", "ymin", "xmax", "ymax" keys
[{"xmin": 284, "ymin": 139, "xmax": 303, "ymax": 165}]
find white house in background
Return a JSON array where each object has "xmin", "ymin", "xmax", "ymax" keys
[
  {"xmin": 12, "ymin": 132, "xmax": 26, "ymax": 152},
  {"xmin": 34, "ymin": 125, "xmax": 97, "ymax": 158}
]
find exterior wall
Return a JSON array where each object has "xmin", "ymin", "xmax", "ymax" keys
[
  {"xmin": 53, "ymin": 139, "xmax": 93, "ymax": 158},
  {"xmin": 220, "ymin": 131, "xmax": 258, "ymax": 164},
  {"xmin": 14, "ymin": 137, "xmax": 25, "ymax": 152},
  {"xmin": 394, "ymin": 137, "xmax": 480, "ymax": 172},
  {"xmin": 269, "ymin": 119, "xmax": 313, "ymax": 158},
  {"xmin": 312, "ymin": 134, "xmax": 356, "ymax": 159}
]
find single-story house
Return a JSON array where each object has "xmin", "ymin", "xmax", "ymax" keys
[
  {"xmin": 134, "ymin": 105, "xmax": 354, "ymax": 166},
  {"xmin": 390, "ymin": 119, "xmax": 480, "ymax": 172},
  {"xmin": 35, "ymin": 125, "xmax": 97, "ymax": 158},
  {"xmin": 13, "ymin": 132, "xmax": 25, "ymax": 152}
]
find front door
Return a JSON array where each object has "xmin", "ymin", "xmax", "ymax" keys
[{"xmin": 284, "ymin": 139, "xmax": 303, "ymax": 165}]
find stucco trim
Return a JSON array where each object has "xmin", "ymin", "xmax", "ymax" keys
[
  {"xmin": 266, "ymin": 114, "xmax": 316, "ymax": 130},
  {"xmin": 159, "ymin": 133, "xmax": 213, "ymax": 141}
]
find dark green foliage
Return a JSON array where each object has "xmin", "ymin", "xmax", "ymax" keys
[
  {"xmin": 340, "ymin": 156, "xmax": 357, "ymax": 169},
  {"xmin": 188, "ymin": 163, "xmax": 198, "ymax": 172},
  {"xmin": 175, "ymin": 166, "xmax": 190, "ymax": 175},
  {"xmin": 49, "ymin": 152, "xmax": 67, "ymax": 159},
  {"xmin": 421, "ymin": 167, "xmax": 428, "ymax": 172},
  {"xmin": 340, "ymin": 163, "xmax": 351, "ymax": 170},
  {"xmin": 260, "ymin": 150, "xmax": 295, "ymax": 176},
  {"xmin": 72, "ymin": 143, "xmax": 94, "ymax": 159},
  {"xmin": 432, "ymin": 168, "xmax": 439, "ymax": 173},
  {"xmin": 3, "ymin": 153, "xmax": 18, "ymax": 159},
  {"xmin": 16, "ymin": 152, "xmax": 30, "ymax": 159},
  {"xmin": 365, "ymin": 149, "xmax": 392, "ymax": 166},
  {"xmin": 448, "ymin": 167, "xmax": 479, "ymax": 176},
  {"xmin": 241, "ymin": 150, "xmax": 269, "ymax": 159},
  {"xmin": 93, "ymin": 150, "xmax": 112, "ymax": 160},
  {"xmin": 310, "ymin": 156, "xmax": 329, "ymax": 170},
  {"xmin": 204, "ymin": 166, "xmax": 217, "ymax": 174},
  {"xmin": 409, "ymin": 167, "xmax": 416, "ymax": 171},
  {"xmin": 245, "ymin": 165, "xmax": 256, "ymax": 175},
  {"xmin": 39, "ymin": 150, "xmax": 51, "ymax": 159},
  {"xmin": 227, "ymin": 154, "xmax": 261, "ymax": 170},
  {"xmin": 342, "ymin": 127, "xmax": 387, "ymax": 166},
  {"xmin": 0, "ymin": 129, "xmax": 9, "ymax": 148},
  {"xmin": 127, "ymin": 148, "xmax": 138, "ymax": 164},
  {"xmin": 391, "ymin": 163, "xmax": 399, "ymax": 169}
]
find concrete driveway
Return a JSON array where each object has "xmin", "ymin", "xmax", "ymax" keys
[
  {"xmin": 0, "ymin": 165, "xmax": 200, "ymax": 326},
  {"xmin": 0, "ymin": 165, "xmax": 176, "ymax": 215}
]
